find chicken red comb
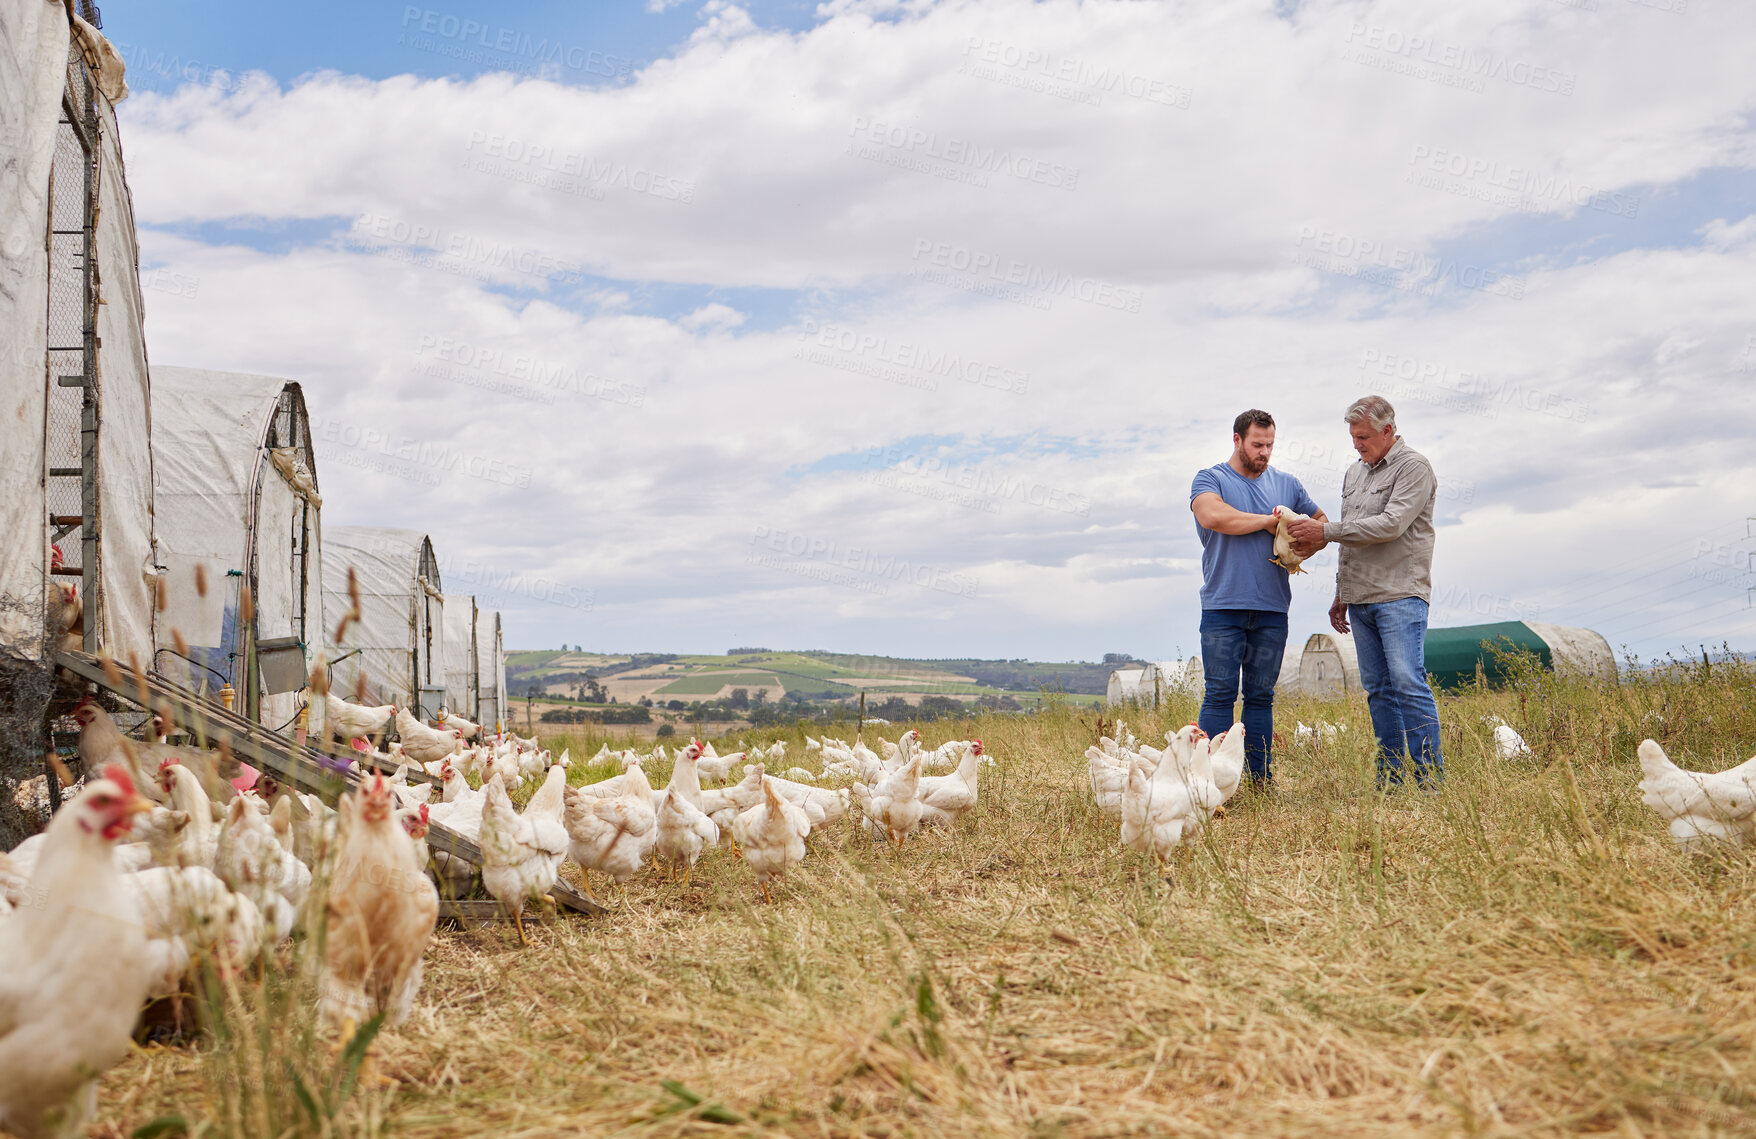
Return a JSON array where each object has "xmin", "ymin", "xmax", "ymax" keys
[
  {"xmin": 419, "ymin": 803, "xmax": 430, "ymax": 822},
  {"xmin": 158, "ymin": 757, "xmax": 181, "ymax": 772},
  {"xmin": 102, "ymin": 763, "xmax": 138, "ymax": 797},
  {"xmin": 970, "ymin": 739, "xmax": 983, "ymax": 750}
]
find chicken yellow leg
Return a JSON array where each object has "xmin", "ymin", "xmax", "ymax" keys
[{"xmin": 512, "ymin": 907, "xmax": 530, "ymax": 947}]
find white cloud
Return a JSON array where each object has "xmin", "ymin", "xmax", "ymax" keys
[{"xmin": 121, "ymin": 0, "xmax": 1756, "ymax": 659}]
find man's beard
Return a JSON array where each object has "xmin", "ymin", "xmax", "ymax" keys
[{"xmin": 1239, "ymin": 452, "xmax": 1269, "ymax": 474}]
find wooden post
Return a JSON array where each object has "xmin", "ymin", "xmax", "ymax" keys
[{"xmin": 857, "ymin": 690, "xmax": 865, "ymax": 737}]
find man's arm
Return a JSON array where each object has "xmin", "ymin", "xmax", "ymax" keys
[
  {"xmin": 1191, "ymin": 491, "xmax": 1278, "ymax": 535},
  {"xmin": 1288, "ymin": 508, "xmax": 1329, "ymax": 555},
  {"xmin": 1321, "ymin": 461, "xmax": 1435, "ymax": 546}
]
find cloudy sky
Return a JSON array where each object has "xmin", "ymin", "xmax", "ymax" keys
[{"xmin": 106, "ymin": 0, "xmax": 1756, "ymax": 662}]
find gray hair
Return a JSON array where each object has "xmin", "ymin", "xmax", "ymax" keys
[{"xmin": 1344, "ymin": 395, "xmax": 1396, "ymax": 433}]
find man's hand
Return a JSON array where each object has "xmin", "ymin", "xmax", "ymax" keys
[
  {"xmin": 1286, "ymin": 516, "xmax": 1327, "ymax": 556},
  {"xmin": 1328, "ymin": 597, "xmax": 1350, "ymax": 635}
]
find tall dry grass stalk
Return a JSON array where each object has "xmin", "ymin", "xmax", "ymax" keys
[{"xmin": 100, "ymin": 659, "xmax": 1756, "ymax": 1136}]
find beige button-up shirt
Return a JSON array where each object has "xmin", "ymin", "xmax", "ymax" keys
[{"xmin": 1322, "ymin": 437, "xmax": 1437, "ymax": 604}]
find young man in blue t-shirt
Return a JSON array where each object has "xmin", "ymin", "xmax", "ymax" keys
[{"xmin": 1188, "ymin": 409, "xmax": 1327, "ymax": 791}]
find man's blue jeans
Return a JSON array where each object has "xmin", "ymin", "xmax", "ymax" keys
[
  {"xmin": 1198, "ymin": 609, "xmax": 1288, "ymax": 781},
  {"xmin": 1349, "ymin": 596, "xmax": 1444, "ymax": 787}
]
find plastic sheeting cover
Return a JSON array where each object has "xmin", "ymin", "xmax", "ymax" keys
[
  {"xmin": 1298, "ymin": 633, "xmax": 1361, "ymax": 698},
  {"xmin": 442, "ymin": 593, "xmax": 477, "ymax": 718},
  {"xmin": 322, "ymin": 527, "xmax": 442, "ymax": 715},
  {"xmin": 476, "ymin": 610, "xmax": 504, "ymax": 732},
  {"xmin": 152, "ymin": 369, "xmax": 302, "ymax": 658},
  {"xmin": 0, "ymin": 3, "xmax": 72, "ymax": 656},
  {"xmin": 92, "ymin": 91, "xmax": 156, "ymax": 665}
]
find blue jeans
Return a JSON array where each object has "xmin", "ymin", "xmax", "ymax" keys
[
  {"xmin": 1349, "ymin": 597, "xmax": 1444, "ymax": 787},
  {"xmin": 1198, "ymin": 609, "xmax": 1288, "ymax": 781}
]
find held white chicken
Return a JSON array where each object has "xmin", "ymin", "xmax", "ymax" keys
[
  {"xmin": 478, "ymin": 769, "xmax": 569, "ymax": 944},
  {"xmin": 0, "ymin": 766, "xmax": 155, "ymax": 1139},
  {"xmin": 917, "ymin": 740, "xmax": 985, "ymax": 828},
  {"xmin": 564, "ymin": 765, "xmax": 659, "ymax": 898},
  {"xmin": 654, "ymin": 790, "xmax": 719, "ymax": 885},
  {"xmin": 321, "ymin": 774, "xmax": 440, "ymax": 1031},
  {"xmin": 1270, "ymin": 506, "xmax": 1312, "ymax": 574},
  {"xmin": 733, "ymin": 776, "xmax": 811, "ymax": 903},
  {"xmin": 1636, "ymin": 739, "xmax": 1756, "ymax": 850}
]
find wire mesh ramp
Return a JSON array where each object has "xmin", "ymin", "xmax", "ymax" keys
[{"xmin": 52, "ymin": 649, "xmax": 608, "ymax": 919}]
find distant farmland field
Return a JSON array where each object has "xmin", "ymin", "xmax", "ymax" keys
[{"xmin": 656, "ymin": 672, "xmax": 783, "ymax": 694}]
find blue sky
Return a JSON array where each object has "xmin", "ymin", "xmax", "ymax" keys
[{"xmin": 104, "ymin": 1, "xmax": 822, "ymax": 92}]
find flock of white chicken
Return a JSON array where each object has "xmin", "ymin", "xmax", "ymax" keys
[
  {"xmin": 4, "ymin": 677, "xmax": 1755, "ymax": 1139},
  {"xmin": 0, "ymin": 690, "xmax": 997, "ymax": 1138},
  {"xmin": 1086, "ymin": 720, "xmax": 1250, "ymax": 861}
]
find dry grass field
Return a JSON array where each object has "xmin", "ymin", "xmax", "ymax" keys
[{"xmin": 91, "ymin": 656, "xmax": 1756, "ymax": 1138}]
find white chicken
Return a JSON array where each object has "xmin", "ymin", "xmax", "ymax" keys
[
  {"xmin": 213, "ymin": 793, "xmax": 310, "ymax": 941},
  {"xmin": 733, "ymin": 776, "xmax": 811, "ymax": 903},
  {"xmin": 757, "ymin": 772, "xmax": 850, "ymax": 832},
  {"xmin": 157, "ymin": 761, "xmax": 220, "ymax": 869},
  {"xmin": 435, "ymin": 707, "xmax": 480, "ymax": 742},
  {"xmin": 1121, "ymin": 733, "xmax": 1217, "ymax": 863},
  {"xmin": 323, "ymin": 694, "xmax": 398, "ymax": 744},
  {"xmin": 917, "ymin": 740, "xmax": 985, "ymax": 828},
  {"xmin": 695, "ymin": 748, "xmax": 747, "ymax": 784},
  {"xmin": 320, "ymin": 774, "xmax": 439, "ymax": 1031},
  {"xmin": 478, "ymin": 769, "xmax": 569, "ymax": 944},
  {"xmin": 1636, "ymin": 739, "xmax": 1756, "ymax": 850},
  {"xmin": 394, "ymin": 707, "xmax": 463, "ymax": 767},
  {"xmin": 653, "ymin": 790, "xmax": 719, "ymax": 885},
  {"xmin": 125, "ymin": 865, "xmax": 266, "ymax": 997},
  {"xmin": 853, "ymin": 754, "xmax": 924, "ymax": 854},
  {"xmin": 564, "ymin": 765, "xmax": 659, "ymax": 897},
  {"xmin": 1204, "ymin": 724, "xmax": 1246, "ymax": 811},
  {"xmin": 1488, "ymin": 716, "xmax": 1534, "ymax": 761},
  {"xmin": 0, "ymin": 766, "xmax": 154, "ymax": 1139},
  {"xmin": 1270, "ymin": 505, "xmax": 1312, "ymax": 574},
  {"xmin": 1087, "ymin": 745, "xmax": 1129, "ymax": 818}
]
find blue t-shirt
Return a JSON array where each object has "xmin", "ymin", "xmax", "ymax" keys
[{"xmin": 1189, "ymin": 463, "xmax": 1321, "ymax": 612}]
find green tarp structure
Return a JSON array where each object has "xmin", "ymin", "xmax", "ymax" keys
[{"xmin": 1424, "ymin": 621, "xmax": 1553, "ymax": 688}]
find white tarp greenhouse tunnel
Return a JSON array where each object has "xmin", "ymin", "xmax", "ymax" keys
[
  {"xmin": 0, "ymin": 3, "xmax": 154, "ymax": 667},
  {"xmin": 1296, "ymin": 633, "xmax": 1362, "ymax": 698},
  {"xmin": 150, "ymin": 367, "xmax": 323, "ymax": 730},
  {"xmin": 476, "ymin": 609, "xmax": 506, "ymax": 733},
  {"xmin": 442, "ymin": 593, "xmax": 478, "ymax": 720},
  {"xmin": 1106, "ymin": 659, "xmax": 1204, "ymax": 707},
  {"xmin": 321, "ymin": 527, "xmax": 446, "ymax": 722}
]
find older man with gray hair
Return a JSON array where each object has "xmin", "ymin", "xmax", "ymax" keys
[{"xmin": 1283, "ymin": 395, "xmax": 1442, "ymax": 787}]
